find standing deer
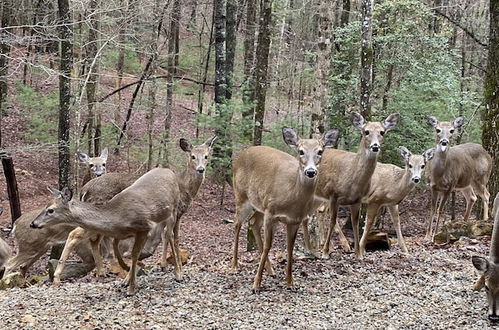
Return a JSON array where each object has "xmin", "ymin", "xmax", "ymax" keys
[
  {"xmin": 31, "ymin": 136, "xmax": 216, "ymax": 295},
  {"xmin": 5, "ymin": 173, "xmax": 139, "ymax": 278},
  {"xmin": 232, "ymin": 127, "xmax": 339, "ymax": 291},
  {"xmin": 425, "ymin": 116, "xmax": 492, "ymax": 240},
  {"xmin": 77, "ymin": 148, "xmax": 109, "ymax": 186},
  {"xmin": 312, "ymin": 112, "xmax": 400, "ymax": 258},
  {"xmin": 472, "ymin": 192, "xmax": 499, "ymax": 323},
  {"xmin": 357, "ymin": 146, "xmax": 431, "ymax": 258}
]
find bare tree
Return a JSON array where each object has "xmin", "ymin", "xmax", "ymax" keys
[{"xmin": 360, "ymin": 0, "xmax": 373, "ymax": 120}]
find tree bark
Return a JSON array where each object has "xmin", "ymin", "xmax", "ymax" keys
[
  {"xmin": 360, "ymin": 0, "xmax": 373, "ymax": 120},
  {"xmin": 241, "ymin": 0, "xmax": 257, "ymax": 140},
  {"xmin": 0, "ymin": 0, "xmax": 12, "ymax": 148},
  {"xmin": 483, "ymin": 0, "xmax": 499, "ymax": 201},
  {"xmin": 252, "ymin": 0, "xmax": 273, "ymax": 146},
  {"xmin": 57, "ymin": 0, "xmax": 73, "ymax": 190},
  {"xmin": 86, "ymin": 0, "xmax": 100, "ymax": 156}
]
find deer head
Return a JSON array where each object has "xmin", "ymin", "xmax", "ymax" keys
[
  {"xmin": 282, "ymin": 127, "xmax": 339, "ymax": 179},
  {"xmin": 399, "ymin": 146, "xmax": 426, "ymax": 184},
  {"xmin": 180, "ymin": 136, "xmax": 217, "ymax": 176},
  {"xmin": 77, "ymin": 148, "xmax": 109, "ymax": 177},
  {"xmin": 30, "ymin": 187, "xmax": 73, "ymax": 229},
  {"xmin": 352, "ymin": 112, "xmax": 400, "ymax": 153},
  {"xmin": 427, "ymin": 116, "xmax": 464, "ymax": 152}
]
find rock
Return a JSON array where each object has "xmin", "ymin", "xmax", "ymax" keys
[
  {"xmin": 365, "ymin": 232, "xmax": 391, "ymax": 251},
  {"xmin": 0, "ymin": 272, "xmax": 25, "ymax": 290},
  {"xmin": 435, "ymin": 220, "xmax": 492, "ymax": 244},
  {"xmin": 21, "ymin": 314, "xmax": 36, "ymax": 325},
  {"xmin": 48, "ymin": 259, "xmax": 95, "ymax": 281}
]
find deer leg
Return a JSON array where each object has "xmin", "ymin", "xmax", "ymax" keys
[
  {"xmin": 426, "ymin": 190, "xmax": 439, "ymax": 240},
  {"xmin": 433, "ymin": 192, "xmax": 450, "ymax": 240},
  {"xmin": 285, "ymin": 223, "xmax": 300, "ymax": 289},
  {"xmin": 113, "ymin": 238, "xmax": 129, "ymax": 272},
  {"xmin": 358, "ymin": 203, "xmax": 380, "ymax": 259},
  {"xmin": 321, "ymin": 198, "xmax": 339, "ymax": 259},
  {"xmin": 334, "ymin": 222, "xmax": 351, "ymax": 252},
  {"xmin": 173, "ymin": 217, "xmax": 182, "ymax": 275},
  {"xmin": 160, "ymin": 227, "xmax": 170, "ymax": 271},
  {"xmin": 164, "ymin": 221, "xmax": 182, "ymax": 281},
  {"xmin": 253, "ymin": 211, "xmax": 275, "ymax": 292},
  {"xmin": 473, "ymin": 274, "xmax": 486, "ymax": 291},
  {"xmin": 252, "ymin": 212, "xmax": 274, "ymax": 276},
  {"xmin": 462, "ymin": 187, "xmax": 477, "ymax": 222},
  {"xmin": 231, "ymin": 203, "xmax": 253, "ymax": 271},
  {"xmin": 53, "ymin": 227, "xmax": 88, "ymax": 285},
  {"xmin": 140, "ymin": 221, "xmax": 165, "ymax": 260},
  {"xmin": 89, "ymin": 234, "xmax": 104, "ymax": 277},
  {"xmin": 301, "ymin": 216, "xmax": 313, "ymax": 253},
  {"xmin": 475, "ymin": 184, "xmax": 491, "ymax": 221},
  {"xmin": 387, "ymin": 204, "xmax": 408, "ymax": 253},
  {"xmin": 126, "ymin": 231, "xmax": 148, "ymax": 296},
  {"xmin": 350, "ymin": 203, "xmax": 361, "ymax": 256}
]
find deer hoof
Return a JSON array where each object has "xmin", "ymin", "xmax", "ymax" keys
[
  {"xmin": 53, "ymin": 278, "xmax": 61, "ymax": 286},
  {"xmin": 251, "ymin": 287, "xmax": 261, "ymax": 294}
]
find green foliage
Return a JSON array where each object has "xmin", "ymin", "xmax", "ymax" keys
[
  {"xmin": 102, "ymin": 43, "xmax": 141, "ymax": 73},
  {"xmin": 16, "ymin": 83, "xmax": 58, "ymax": 143}
]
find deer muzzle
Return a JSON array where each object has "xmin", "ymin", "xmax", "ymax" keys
[
  {"xmin": 412, "ymin": 177, "xmax": 421, "ymax": 184},
  {"xmin": 370, "ymin": 143, "xmax": 380, "ymax": 152},
  {"xmin": 196, "ymin": 167, "xmax": 205, "ymax": 174},
  {"xmin": 30, "ymin": 221, "xmax": 41, "ymax": 229},
  {"xmin": 304, "ymin": 168, "xmax": 317, "ymax": 178}
]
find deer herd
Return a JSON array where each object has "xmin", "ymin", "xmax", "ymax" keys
[{"xmin": 0, "ymin": 113, "xmax": 497, "ymax": 320}]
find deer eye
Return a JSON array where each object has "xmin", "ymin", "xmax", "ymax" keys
[
  {"xmin": 299, "ymin": 150, "xmax": 305, "ymax": 156},
  {"xmin": 89, "ymin": 164, "xmax": 94, "ymax": 168},
  {"xmin": 421, "ymin": 164, "xmax": 425, "ymax": 169},
  {"xmin": 380, "ymin": 131, "xmax": 385, "ymax": 136},
  {"xmin": 191, "ymin": 155, "xmax": 196, "ymax": 160},
  {"xmin": 408, "ymin": 164, "xmax": 413, "ymax": 169},
  {"xmin": 102, "ymin": 163, "xmax": 106, "ymax": 167},
  {"xmin": 204, "ymin": 155, "xmax": 208, "ymax": 159},
  {"xmin": 364, "ymin": 130, "xmax": 370, "ymax": 136},
  {"xmin": 47, "ymin": 209, "xmax": 55, "ymax": 215},
  {"xmin": 436, "ymin": 129, "xmax": 441, "ymax": 134},
  {"xmin": 317, "ymin": 150, "xmax": 323, "ymax": 156},
  {"xmin": 485, "ymin": 285, "xmax": 490, "ymax": 292},
  {"xmin": 449, "ymin": 129, "xmax": 454, "ymax": 134}
]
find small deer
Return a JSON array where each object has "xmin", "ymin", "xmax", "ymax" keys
[
  {"xmin": 312, "ymin": 112, "xmax": 400, "ymax": 258},
  {"xmin": 472, "ymin": 192, "xmax": 499, "ymax": 323},
  {"xmin": 77, "ymin": 148, "xmax": 109, "ymax": 186},
  {"xmin": 425, "ymin": 116, "xmax": 492, "ymax": 240},
  {"xmin": 232, "ymin": 127, "xmax": 339, "ymax": 291},
  {"xmin": 357, "ymin": 146, "xmax": 430, "ymax": 258},
  {"xmin": 5, "ymin": 173, "xmax": 139, "ymax": 278},
  {"xmin": 31, "ymin": 136, "xmax": 216, "ymax": 295}
]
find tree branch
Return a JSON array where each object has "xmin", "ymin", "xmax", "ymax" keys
[{"xmin": 432, "ymin": 9, "xmax": 487, "ymax": 48}]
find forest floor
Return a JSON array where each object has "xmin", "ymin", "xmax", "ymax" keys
[{"xmin": 0, "ymin": 59, "xmax": 494, "ymax": 328}]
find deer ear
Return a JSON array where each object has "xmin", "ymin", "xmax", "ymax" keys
[
  {"xmin": 47, "ymin": 186, "xmax": 62, "ymax": 198},
  {"xmin": 383, "ymin": 113, "xmax": 400, "ymax": 131},
  {"xmin": 427, "ymin": 115, "xmax": 438, "ymax": 128},
  {"xmin": 179, "ymin": 138, "xmax": 192, "ymax": 152},
  {"xmin": 62, "ymin": 187, "xmax": 72, "ymax": 204},
  {"xmin": 322, "ymin": 129, "xmax": 339, "ymax": 148},
  {"xmin": 351, "ymin": 112, "xmax": 366, "ymax": 130},
  {"xmin": 99, "ymin": 147, "xmax": 108, "ymax": 160},
  {"xmin": 453, "ymin": 116, "xmax": 465, "ymax": 128},
  {"xmin": 398, "ymin": 146, "xmax": 411, "ymax": 163},
  {"xmin": 204, "ymin": 135, "xmax": 217, "ymax": 149},
  {"xmin": 472, "ymin": 256, "xmax": 490, "ymax": 273},
  {"xmin": 423, "ymin": 148, "xmax": 435, "ymax": 162},
  {"xmin": 76, "ymin": 151, "xmax": 90, "ymax": 163},
  {"xmin": 282, "ymin": 127, "xmax": 299, "ymax": 147}
]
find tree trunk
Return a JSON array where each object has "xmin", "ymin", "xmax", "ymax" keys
[
  {"xmin": 483, "ymin": 0, "xmax": 499, "ymax": 202},
  {"xmin": 0, "ymin": 0, "xmax": 11, "ymax": 148},
  {"xmin": 252, "ymin": 0, "xmax": 273, "ymax": 146},
  {"xmin": 86, "ymin": 0, "xmax": 100, "ymax": 156},
  {"xmin": 241, "ymin": 0, "xmax": 257, "ymax": 140},
  {"xmin": 360, "ymin": 0, "xmax": 373, "ymax": 120},
  {"xmin": 58, "ymin": 0, "xmax": 73, "ymax": 190}
]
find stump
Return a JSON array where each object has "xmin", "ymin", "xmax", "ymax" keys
[{"xmin": 365, "ymin": 232, "xmax": 391, "ymax": 252}]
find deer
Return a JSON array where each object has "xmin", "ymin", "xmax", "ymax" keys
[
  {"xmin": 30, "ymin": 136, "xmax": 216, "ymax": 295},
  {"xmin": 0, "ymin": 206, "xmax": 12, "ymax": 280},
  {"xmin": 310, "ymin": 112, "xmax": 400, "ymax": 258},
  {"xmin": 357, "ymin": 146, "xmax": 431, "ymax": 258},
  {"xmin": 472, "ymin": 192, "xmax": 499, "ymax": 323},
  {"xmin": 425, "ymin": 116, "xmax": 492, "ymax": 241},
  {"xmin": 231, "ymin": 127, "xmax": 339, "ymax": 292},
  {"xmin": 5, "ymin": 172, "xmax": 139, "ymax": 278},
  {"xmin": 77, "ymin": 147, "xmax": 109, "ymax": 186}
]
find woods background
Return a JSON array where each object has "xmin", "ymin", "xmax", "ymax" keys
[{"xmin": 0, "ymin": 0, "xmax": 497, "ymax": 211}]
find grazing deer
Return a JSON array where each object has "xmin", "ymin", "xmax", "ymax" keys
[
  {"xmin": 0, "ymin": 207, "xmax": 12, "ymax": 280},
  {"xmin": 472, "ymin": 192, "xmax": 499, "ymax": 323},
  {"xmin": 5, "ymin": 173, "xmax": 139, "ymax": 278},
  {"xmin": 425, "ymin": 116, "xmax": 492, "ymax": 240},
  {"xmin": 30, "ymin": 136, "xmax": 216, "ymax": 295},
  {"xmin": 313, "ymin": 112, "xmax": 400, "ymax": 258},
  {"xmin": 357, "ymin": 146, "xmax": 431, "ymax": 258},
  {"xmin": 77, "ymin": 148, "xmax": 109, "ymax": 186},
  {"xmin": 232, "ymin": 127, "xmax": 339, "ymax": 291}
]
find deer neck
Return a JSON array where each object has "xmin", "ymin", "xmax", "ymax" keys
[
  {"xmin": 68, "ymin": 201, "xmax": 116, "ymax": 232},
  {"xmin": 354, "ymin": 139, "xmax": 379, "ymax": 184},
  {"xmin": 177, "ymin": 167, "xmax": 204, "ymax": 217},
  {"xmin": 396, "ymin": 167, "xmax": 415, "ymax": 195},
  {"xmin": 430, "ymin": 147, "xmax": 448, "ymax": 178},
  {"xmin": 294, "ymin": 166, "xmax": 317, "ymax": 202},
  {"xmin": 491, "ymin": 213, "xmax": 499, "ymax": 263}
]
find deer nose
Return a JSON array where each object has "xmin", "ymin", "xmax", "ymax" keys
[
  {"xmin": 440, "ymin": 139, "xmax": 449, "ymax": 147},
  {"xmin": 412, "ymin": 177, "xmax": 420, "ymax": 183},
  {"xmin": 305, "ymin": 168, "xmax": 317, "ymax": 178},
  {"xmin": 488, "ymin": 314, "xmax": 499, "ymax": 323},
  {"xmin": 30, "ymin": 221, "xmax": 38, "ymax": 229},
  {"xmin": 370, "ymin": 144, "xmax": 380, "ymax": 152},
  {"xmin": 196, "ymin": 167, "xmax": 205, "ymax": 174}
]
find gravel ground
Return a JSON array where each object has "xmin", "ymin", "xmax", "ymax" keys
[{"xmin": 0, "ymin": 238, "xmax": 493, "ymax": 329}]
